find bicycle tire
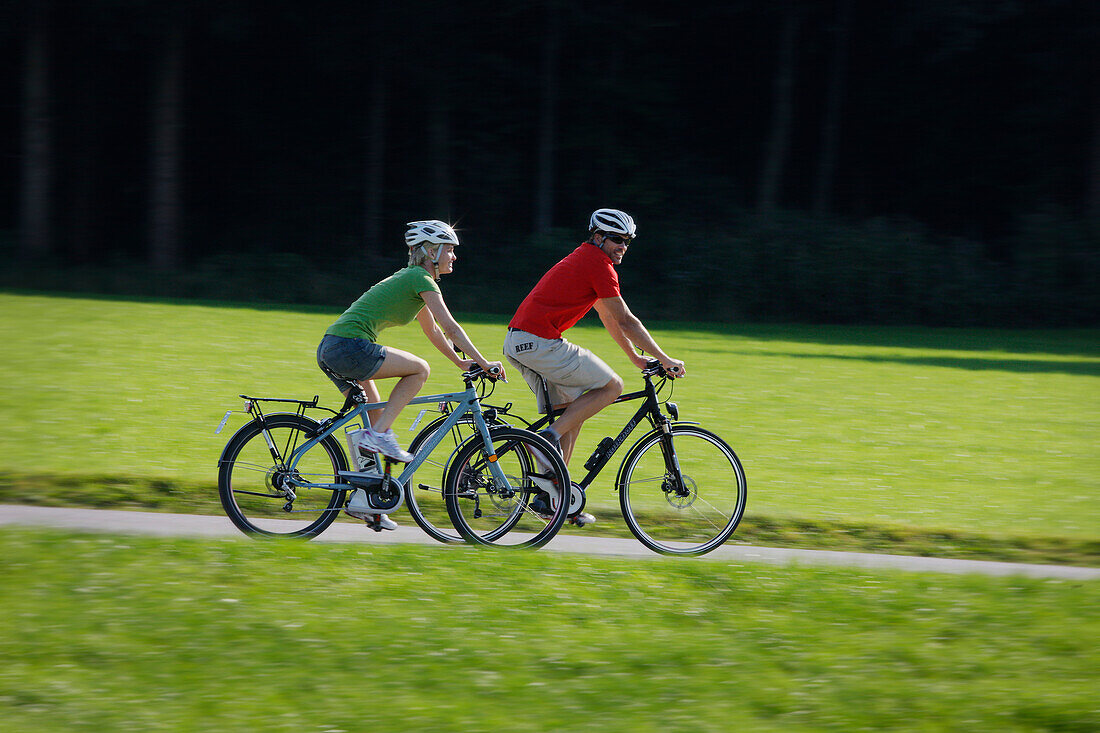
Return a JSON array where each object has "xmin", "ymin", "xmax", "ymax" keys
[
  {"xmin": 218, "ymin": 413, "xmax": 349, "ymax": 538},
  {"xmin": 617, "ymin": 424, "xmax": 746, "ymax": 556},
  {"xmin": 443, "ymin": 427, "xmax": 570, "ymax": 549},
  {"xmin": 405, "ymin": 414, "xmax": 492, "ymax": 544}
]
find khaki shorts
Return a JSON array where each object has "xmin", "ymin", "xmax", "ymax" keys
[{"xmin": 503, "ymin": 329, "xmax": 618, "ymax": 413}]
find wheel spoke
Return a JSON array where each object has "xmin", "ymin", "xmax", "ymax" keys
[
  {"xmin": 218, "ymin": 415, "xmax": 347, "ymax": 538},
  {"xmin": 619, "ymin": 426, "xmax": 746, "ymax": 556},
  {"xmin": 404, "ymin": 416, "xmax": 486, "ymax": 544},
  {"xmin": 445, "ymin": 428, "xmax": 569, "ymax": 549}
]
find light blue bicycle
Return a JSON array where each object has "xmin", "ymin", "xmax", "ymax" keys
[{"xmin": 216, "ymin": 365, "xmax": 571, "ymax": 549}]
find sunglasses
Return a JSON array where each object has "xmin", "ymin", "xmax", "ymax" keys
[{"xmin": 602, "ymin": 234, "xmax": 632, "ymax": 246}]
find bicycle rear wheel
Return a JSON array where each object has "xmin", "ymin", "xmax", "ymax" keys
[
  {"xmin": 617, "ymin": 425, "xmax": 746, "ymax": 556},
  {"xmin": 444, "ymin": 427, "xmax": 570, "ymax": 549},
  {"xmin": 218, "ymin": 413, "xmax": 349, "ymax": 538}
]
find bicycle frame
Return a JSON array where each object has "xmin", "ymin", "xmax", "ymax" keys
[
  {"xmin": 525, "ymin": 372, "xmax": 685, "ymax": 492},
  {"xmin": 251, "ymin": 383, "xmax": 510, "ymax": 500}
]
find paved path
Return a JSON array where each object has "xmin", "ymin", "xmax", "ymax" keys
[{"xmin": 2, "ymin": 504, "xmax": 1097, "ymax": 580}]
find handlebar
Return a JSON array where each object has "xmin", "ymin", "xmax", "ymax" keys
[
  {"xmin": 642, "ymin": 359, "xmax": 684, "ymax": 379},
  {"xmin": 462, "ymin": 363, "xmax": 502, "ymax": 383},
  {"xmin": 454, "ymin": 344, "xmax": 504, "ymax": 383}
]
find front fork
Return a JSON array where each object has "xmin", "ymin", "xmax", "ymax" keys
[
  {"xmin": 469, "ymin": 401, "xmax": 513, "ymax": 491},
  {"xmin": 658, "ymin": 417, "xmax": 688, "ymax": 496}
]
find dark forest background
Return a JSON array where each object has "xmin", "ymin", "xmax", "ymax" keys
[{"xmin": 3, "ymin": 0, "xmax": 1099, "ymax": 326}]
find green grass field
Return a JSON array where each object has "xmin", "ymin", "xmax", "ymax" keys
[
  {"xmin": 1, "ymin": 291, "xmax": 1098, "ymax": 563},
  {"xmin": 1, "ymin": 528, "xmax": 1097, "ymax": 732}
]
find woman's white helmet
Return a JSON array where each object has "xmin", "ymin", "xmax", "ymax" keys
[
  {"xmin": 588, "ymin": 208, "xmax": 637, "ymax": 238},
  {"xmin": 405, "ymin": 220, "xmax": 459, "ymax": 265}
]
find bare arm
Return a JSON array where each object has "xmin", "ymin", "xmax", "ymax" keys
[
  {"xmin": 416, "ymin": 305, "xmax": 468, "ymax": 368},
  {"xmin": 593, "ymin": 296, "xmax": 686, "ymax": 376},
  {"xmin": 418, "ymin": 291, "xmax": 506, "ymax": 378}
]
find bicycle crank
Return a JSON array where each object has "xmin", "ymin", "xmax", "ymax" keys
[{"xmin": 548, "ymin": 481, "xmax": 587, "ymax": 516}]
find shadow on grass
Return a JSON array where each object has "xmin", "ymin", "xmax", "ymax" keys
[{"xmin": 718, "ymin": 349, "xmax": 1100, "ymax": 376}]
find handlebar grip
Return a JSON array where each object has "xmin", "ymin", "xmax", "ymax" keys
[
  {"xmin": 462, "ymin": 364, "xmax": 501, "ymax": 383},
  {"xmin": 641, "ymin": 360, "xmax": 683, "ymax": 378}
]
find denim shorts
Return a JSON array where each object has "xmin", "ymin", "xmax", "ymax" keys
[{"xmin": 316, "ymin": 334, "xmax": 387, "ymax": 391}]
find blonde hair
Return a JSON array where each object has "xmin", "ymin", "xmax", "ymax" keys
[{"xmin": 408, "ymin": 245, "xmax": 435, "ymax": 268}]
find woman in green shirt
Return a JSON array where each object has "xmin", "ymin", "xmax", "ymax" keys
[{"xmin": 317, "ymin": 220, "xmax": 506, "ymax": 468}]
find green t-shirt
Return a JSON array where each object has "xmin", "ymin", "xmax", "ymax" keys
[{"xmin": 325, "ymin": 266, "xmax": 440, "ymax": 341}]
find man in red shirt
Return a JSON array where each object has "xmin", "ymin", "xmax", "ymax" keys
[{"xmin": 504, "ymin": 209, "xmax": 685, "ymax": 523}]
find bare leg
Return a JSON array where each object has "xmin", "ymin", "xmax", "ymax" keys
[
  {"xmin": 356, "ymin": 347, "xmax": 430, "ymax": 433},
  {"xmin": 547, "ymin": 376, "xmax": 623, "ymax": 463}
]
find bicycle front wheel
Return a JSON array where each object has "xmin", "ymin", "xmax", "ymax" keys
[
  {"xmin": 405, "ymin": 415, "xmax": 487, "ymax": 544},
  {"xmin": 218, "ymin": 413, "xmax": 349, "ymax": 538},
  {"xmin": 444, "ymin": 427, "xmax": 570, "ymax": 549},
  {"xmin": 617, "ymin": 425, "xmax": 746, "ymax": 556}
]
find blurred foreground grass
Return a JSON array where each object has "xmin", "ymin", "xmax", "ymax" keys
[
  {"xmin": 1, "ymin": 292, "xmax": 1097, "ymax": 563},
  {"xmin": 1, "ymin": 528, "xmax": 1097, "ymax": 732}
]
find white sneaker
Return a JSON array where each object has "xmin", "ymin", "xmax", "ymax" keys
[
  {"xmin": 344, "ymin": 510, "xmax": 400, "ymax": 530},
  {"xmin": 569, "ymin": 512, "xmax": 596, "ymax": 527},
  {"xmin": 358, "ymin": 428, "xmax": 414, "ymax": 463},
  {"xmin": 344, "ymin": 491, "xmax": 399, "ymax": 531}
]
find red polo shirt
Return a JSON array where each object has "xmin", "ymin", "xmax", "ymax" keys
[{"xmin": 509, "ymin": 243, "xmax": 621, "ymax": 339}]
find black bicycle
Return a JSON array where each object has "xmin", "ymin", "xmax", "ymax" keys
[{"xmin": 411, "ymin": 360, "xmax": 747, "ymax": 556}]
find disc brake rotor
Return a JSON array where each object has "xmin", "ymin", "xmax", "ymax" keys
[{"xmin": 664, "ymin": 474, "xmax": 697, "ymax": 509}]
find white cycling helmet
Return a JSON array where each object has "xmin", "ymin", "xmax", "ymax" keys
[
  {"xmin": 588, "ymin": 208, "xmax": 637, "ymax": 238},
  {"xmin": 405, "ymin": 220, "xmax": 459, "ymax": 264}
]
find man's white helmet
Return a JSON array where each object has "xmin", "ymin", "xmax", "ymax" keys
[
  {"xmin": 588, "ymin": 208, "xmax": 637, "ymax": 238},
  {"xmin": 405, "ymin": 220, "xmax": 459, "ymax": 264}
]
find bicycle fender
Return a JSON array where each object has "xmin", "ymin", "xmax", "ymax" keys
[
  {"xmin": 215, "ymin": 415, "xmax": 271, "ymax": 468},
  {"xmin": 216, "ymin": 412, "xmax": 324, "ymax": 468}
]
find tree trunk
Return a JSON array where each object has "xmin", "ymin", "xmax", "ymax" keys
[
  {"xmin": 363, "ymin": 56, "xmax": 387, "ymax": 252},
  {"xmin": 71, "ymin": 78, "xmax": 97, "ymax": 262},
  {"xmin": 812, "ymin": 0, "xmax": 852, "ymax": 216},
  {"xmin": 149, "ymin": 5, "xmax": 185, "ymax": 270},
  {"xmin": 533, "ymin": 2, "xmax": 561, "ymax": 233},
  {"xmin": 596, "ymin": 1, "xmax": 625, "ymax": 205},
  {"xmin": 1088, "ymin": 96, "xmax": 1100, "ymax": 222},
  {"xmin": 429, "ymin": 102, "xmax": 451, "ymax": 219},
  {"xmin": 757, "ymin": 2, "xmax": 801, "ymax": 218},
  {"xmin": 20, "ymin": 0, "xmax": 52, "ymax": 260}
]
